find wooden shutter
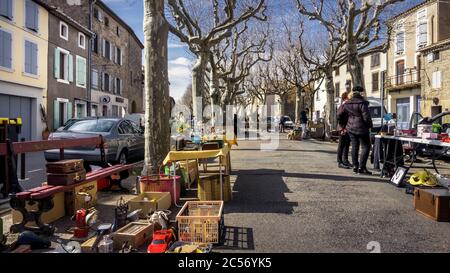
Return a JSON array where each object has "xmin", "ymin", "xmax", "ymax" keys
[
  {"xmin": 53, "ymin": 100, "xmax": 60, "ymax": 130},
  {"xmin": 68, "ymin": 54, "xmax": 73, "ymax": 82},
  {"xmin": 54, "ymin": 48, "xmax": 60, "ymax": 79}
]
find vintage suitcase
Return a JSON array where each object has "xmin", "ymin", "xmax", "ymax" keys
[
  {"xmin": 46, "ymin": 159, "xmax": 84, "ymax": 174},
  {"xmin": 414, "ymin": 188, "xmax": 450, "ymax": 222},
  {"xmin": 47, "ymin": 170, "xmax": 87, "ymax": 186}
]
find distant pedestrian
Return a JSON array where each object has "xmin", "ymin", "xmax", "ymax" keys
[
  {"xmin": 338, "ymin": 86, "xmax": 373, "ymax": 175},
  {"xmin": 300, "ymin": 110, "xmax": 308, "ymax": 138},
  {"xmin": 279, "ymin": 117, "xmax": 286, "ymax": 133},
  {"xmin": 336, "ymin": 92, "xmax": 351, "ymax": 169}
]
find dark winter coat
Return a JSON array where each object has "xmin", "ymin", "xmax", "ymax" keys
[
  {"xmin": 338, "ymin": 94, "xmax": 373, "ymax": 135},
  {"xmin": 300, "ymin": 111, "xmax": 308, "ymax": 124}
]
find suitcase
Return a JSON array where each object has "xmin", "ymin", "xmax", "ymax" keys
[
  {"xmin": 47, "ymin": 170, "xmax": 87, "ymax": 186},
  {"xmin": 46, "ymin": 159, "xmax": 84, "ymax": 174},
  {"xmin": 414, "ymin": 188, "xmax": 450, "ymax": 222}
]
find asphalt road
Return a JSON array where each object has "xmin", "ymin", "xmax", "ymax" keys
[
  {"xmin": 17, "ymin": 152, "xmax": 47, "ymax": 190},
  {"xmin": 218, "ymin": 136, "xmax": 450, "ymax": 253}
]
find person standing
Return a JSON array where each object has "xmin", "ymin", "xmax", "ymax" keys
[
  {"xmin": 338, "ymin": 86, "xmax": 373, "ymax": 175},
  {"xmin": 300, "ymin": 110, "xmax": 308, "ymax": 138},
  {"xmin": 336, "ymin": 92, "xmax": 352, "ymax": 169},
  {"xmin": 279, "ymin": 117, "xmax": 286, "ymax": 133}
]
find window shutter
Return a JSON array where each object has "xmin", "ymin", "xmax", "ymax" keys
[
  {"xmin": 67, "ymin": 102, "xmax": 73, "ymax": 121},
  {"xmin": 32, "ymin": 43, "xmax": 38, "ymax": 75},
  {"xmin": 68, "ymin": 54, "xmax": 73, "ymax": 82},
  {"xmin": 54, "ymin": 48, "xmax": 60, "ymax": 78},
  {"xmin": 0, "ymin": 31, "xmax": 3, "ymax": 66},
  {"xmin": 0, "ymin": 31, "xmax": 11, "ymax": 68},
  {"xmin": 25, "ymin": 41, "xmax": 31, "ymax": 73},
  {"xmin": 25, "ymin": 1, "xmax": 32, "ymax": 28},
  {"xmin": 110, "ymin": 77, "xmax": 114, "ymax": 93},
  {"xmin": 120, "ymin": 79, "xmax": 123, "ymax": 95},
  {"xmin": 111, "ymin": 44, "xmax": 115, "ymax": 62},
  {"xmin": 53, "ymin": 100, "xmax": 60, "ymax": 130},
  {"xmin": 102, "ymin": 39, "xmax": 105, "ymax": 57},
  {"xmin": 78, "ymin": 58, "xmax": 86, "ymax": 86},
  {"xmin": 34, "ymin": 4, "xmax": 39, "ymax": 32},
  {"xmin": 7, "ymin": 0, "xmax": 12, "ymax": 19}
]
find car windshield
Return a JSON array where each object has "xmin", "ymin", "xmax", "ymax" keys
[
  {"xmin": 152, "ymin": 240, "xmax": 165, "ymax": 245},
  {"xmin": 64, "ymin": 119, "xmax": 116, "ymax": 133}
]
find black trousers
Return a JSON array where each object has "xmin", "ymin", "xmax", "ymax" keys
[
  {"xmin": 337, "ymin": 133, "xmax": 351, "ymax": 164},
  {"xmin": 349, "ymin": 133, "xmax": 371, "ymax": 170}
]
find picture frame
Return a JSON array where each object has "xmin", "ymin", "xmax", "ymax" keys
[{"xmin": 390, "ymin": 167, "xmax": 408, "ymax": 187}]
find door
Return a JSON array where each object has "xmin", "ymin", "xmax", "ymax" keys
[
  {"xmin": 396, "ymin": 60, "xmax": 405, "ymax": 85},
  {"xmin": 396, "ymin": 98, "xmax": 410, "ymax": 130},
  {"xmin": 102, "ymin": 105, "xmax": 108, "ymax": 117},
  {"xmin": 0, "ymin": 94, "xmax": 32, "ymax": 141}
]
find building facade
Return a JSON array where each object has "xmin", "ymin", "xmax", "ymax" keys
[
  {"xmin": 419, "ymin": 38, "xmax": 450, "ymax": 117},
  {"xmin": 45, "ymin": 5, "xmax": 93, "ymax": 131},
  {"xmin": 0, "ymin": 0, "xmax": 49, "ymax": 140},
  {"xmin": 385, "ymin": 0, "xmax": 450, "ymax": 129},
  {"xmin": 41, "ymin": 0, "xmax": 144, "ymax": 118}
]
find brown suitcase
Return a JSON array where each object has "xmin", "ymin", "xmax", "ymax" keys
[
  {"xmin": 47, "ymin": 170, "xmax": 87, "ymax": 186},
  {"xmin": 414, "ymin": 188, "xmax": 450, "ymax": 222},
  {"xmin": 46, "ymin": 159, "xmax": 84, "ymax": 174}
]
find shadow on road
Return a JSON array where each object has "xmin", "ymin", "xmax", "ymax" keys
[
  {"xmin": 227, "ymin": 169, "xmax": 298, "ymax": 214},
  {"xmin": 216, "ymin": 226, "xmax": 255, "ymax": 251},
  {"xmin": 234, "ymin": 148, "xmax": 337, "ymax": 155},
  {"xmin": 282, "ymin": 172, "xmax": 386, "ymax": 184}
]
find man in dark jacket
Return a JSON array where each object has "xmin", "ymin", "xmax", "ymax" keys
[
  {"xmin": 338, "ymin": 86, "xmax": 373, "ymax": 175},
  {"xmin": 336, "ymin": 92, "xmax": 351, "ymax": 169}
]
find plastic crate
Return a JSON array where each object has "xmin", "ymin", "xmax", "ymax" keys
[{"xmin": 176, "ymin": 201, "xmax": 224, "ymax": 244}]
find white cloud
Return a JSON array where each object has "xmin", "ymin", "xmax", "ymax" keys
[
  {"xmin": 169, "ymin": 57, "xmax": 194, "ymax": 67},
  {"xmin": 168, "ymin": 57, "xmax": 194, "ymax": 100},
  {"xmin": 168, "ymin": 43, "xmax": 187, "ymax": 49}
]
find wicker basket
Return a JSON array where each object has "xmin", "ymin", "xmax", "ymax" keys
[
  {"xmin": 198, "ymin": 174, "xmax": 232, "ymax": 202},
  {"xmin": 176, "ymin": 201, "xmax": 224, "ymax": 244}
]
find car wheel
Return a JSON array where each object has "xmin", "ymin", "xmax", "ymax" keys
[{"xmin": 118, "ymin": 151, "xmax": 128, "ymax": 165}]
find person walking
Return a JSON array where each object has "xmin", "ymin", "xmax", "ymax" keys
[
  {"xmin": 300, "ymin": 110, "xmax": 308, "ymax": 138},
  {"xmin": 279, "ymin": 117, "xmax": 285, "ymax": 133},
  {"xmin": 336, "ymin": 92, "xmax": 352, "ymax": 169},
  {"xmin": 338, "ymin": 86, "xmax": 373, "ymax": 175}
]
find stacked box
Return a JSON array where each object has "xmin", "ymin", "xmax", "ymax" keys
[{"xmin": 198, "ymin": 174, "xmax": 232, "ymax": 202}]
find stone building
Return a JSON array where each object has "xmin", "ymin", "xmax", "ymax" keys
[
  {"xmin": 41, "ymin": 0, "xmax": 144, "ymax": 118},
  {"xmin": 419, "ymin": 38, "xmax": 450, "ymax": 117},
  {"xmin": 43, "ymin": 3, "xmax": 94, "ymax": 131}
]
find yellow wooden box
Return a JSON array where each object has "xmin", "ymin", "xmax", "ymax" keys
[
  {"xmin": 12, "ymin": 192, "xmax": 65, "ymax": 226},
  {"xmin": 198, "ymin": 174, "xmax": 232, "ymax": 202},
  {"xmin": 179, "ymin": 160, "xmax": 199, "ymax": 187},
  {"xmin": 65, "ymin": 181, "xmax": 98, "ymax": 215},
  {"xmin": 112, "ymin": 222, "xmax": 154, "ymax": 250},
  {"xmin": 128, "ymin": 192, "xmax": 172, "ymax": 219}
]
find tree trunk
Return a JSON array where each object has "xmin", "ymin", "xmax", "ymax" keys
[
  {"xmin": 295, "ymin": 86, "xmax": 302, "ymax": 124},
  {"xmin": 192, "ymin": 52, "xmax": 209, "ymax": 121},
  {"xmin": 348, "ymin": 51, "xmax": 364, "ymax": 89},
  {"xmin": 142, "ymin": 0, "xmax": 170, "ymax": 176},
  {"xmin": 324, "ymin": 70, "xmax": 336, "ymax": 135}
]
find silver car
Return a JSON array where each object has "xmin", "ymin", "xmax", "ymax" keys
[{"xmin": 44, "ymin": 118, "xmax": 145, "ymax": 166}]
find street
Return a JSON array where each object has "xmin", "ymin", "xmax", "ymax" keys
[
  {"xmin": 218, "ymin": 137, "xmax": 450, "ymax": 253},
  {"xmin": 17, "ymin": 152, "xmax": 47, "ymax": 191}
]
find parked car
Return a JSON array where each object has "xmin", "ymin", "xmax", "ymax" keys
[
  {"xmin": 280, "ymin": 116, "xmax": 295, "ymax": 130},
  {"xmin": 45, "ymin": 118, "xmax": 145, "ymax": 166}
]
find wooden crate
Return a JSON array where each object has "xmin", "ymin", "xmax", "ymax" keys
[
  {"xmin": 176, "ymin": 201, "xmax": 224, "ymax": 244},
  {"xmin": 128, "ymin": 192, "xmax": 172, "ymax": 219},
  {"xmin": 112, "ymin": 222, "xmax": 153, "ymax": 250},
  {"xmin": 65, "ymin": 181, "xmax": 97, "ymax": 215},
  {"xmin": 12, "ymin": 192, "xmax": 65, "ymax": 226},
  {"xmin": 180, "ymin": 160, "xmax": 199, "ymax": 187},
  {"xmin": 198, "ymin": 174, "xmax": 232, "ymax": 202}
]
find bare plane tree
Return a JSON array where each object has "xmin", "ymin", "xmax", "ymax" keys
[
  {"xmin": 166, "ymin": 0, "xmax": 267, "ymax": 119},
  {"xmin": 143, "ymin": 0, "xmax": 171, "ymax": 175}
]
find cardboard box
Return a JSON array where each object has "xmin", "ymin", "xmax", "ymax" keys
[
  {"xmin": 112, "ymin": 222, "xmax": 153, "ymax": 250},
  {"xmin": 12, "ymin": 192, "xmax": 65, "ymax": 226},
  {"xmin": 128, "ymin": 192, "xmax": 172, "ymax": 218},
  {"xmin": 65, "ymin": 181, "xmax": 97, "ymax": 215}
]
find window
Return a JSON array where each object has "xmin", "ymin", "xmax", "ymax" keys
[
  {"xmin": 103, "ymin": 73, "xmax": 110, "ymax": 92},
  {"xmin": 25, "ymin": 0, "xmax": 39, "ymax": 32},
  {"xmin": 335, "ymin": 82, "xmax": 340, "ymax": 98},
  {"xmin": 432, "ymin": 71, "xmax": 442, "ymax": 89},
  {"xmin": 54, "ymin": 48, "xmax": 73, "ymax": 83},
  {"xmin": 428, "ymin": 51, "xmax": 440, "ymax": 63},
  {"xmin": 112, "ymin": 105, "xmax": 119, "ymax": 117},
  {"xmin": 116, "ymin": 26, "xmax": 121, "ymax": 37},
  {"xmin": 372, "ymin": 72, "xmax": 379, "ymax": 92},
  {"xmin": 416, "ymin": 9, "xmax": 427, "ymax": 48},
  {"xmin": 92, "ymin": 34, "xmax": 98, "ymax": 53},
  {"xmin": 76, "ymin": 56, "xmax": 87, "ymax": 88},
  {"xmin": 59, "ymin": 21, "xmax": 68, "ymax": 40},
  {"xmin": 92, "ymin": 69, "xmax": 99, "ymax": 90},
  {"xmin": 0, "ymin": 30, "xmax": 12, "ymax": 70},
  {"xmin": 130, "ymin": 71, "xmax": 133, "ymax": 86},
  {"xmin": 371, "ymin": 53, "xmax": 380, "ymax": 68},
  {"xmin": 104, "ymin": 17, "xmax": 109, "ymax": 27},
  {"xmin": 115, "ymin": 47, "xmax": 122, "ymax": 65},
  {"xmin": 115, "ymin": 78, "xmax": 122, "ymax": 94},
  {"xmin": 345, "ymin": 80, "xmax": 352, "ymax": 92},
  {"xmin": 395, "ymin": 21, "xmax": 405, "ymax": 55},
  {"xmin": 94, "ymin": 8, "xmax": 102, "ymax": 22},
  {"xmin": 0, "ymin": 0, "xmax": 13, "ymax": 20},
  {"xmin": 78, "ymin": 33, "xmax": 86, "ymax": 49},
  {"xmin": 103, "ymin": 39, "xmax": 111, "ymax": 59},
  {"xmin": 334, "ymin": 67, "xmax": 340, "ymax": 76},
  {"xmin": 24, "ymin": 40, "xmax": 38, "ymax": 76}
]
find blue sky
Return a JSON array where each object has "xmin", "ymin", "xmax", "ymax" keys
[{"xmin": 104, "ymin": 0, "xmax": 194, "ymax": 100}]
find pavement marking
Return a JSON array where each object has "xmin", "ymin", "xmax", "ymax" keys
[{"xmin": 28, "ymin": 169, "xmax": 43, "ymax": 173}]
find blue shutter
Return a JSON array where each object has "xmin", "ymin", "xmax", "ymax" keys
[
  {"xmin": 54, "ymin": 48, "xmax": 60, "ymax": 79},
  {"xmin": 25, "ymin": 41, "xmax": 31, "ymax": 74},
  {"xmin": 34, "ymin": 4, "xmax": 39, "ymax": 32},
  {"xmin": 32, "ymin": 43, "xmax": 38, "ymax": 75},
  {"xmin": 53, "ymin": 100, "xmax": 60, "ymax": 130},
  {"xmin": 68, "ymin": 54, "xmax": 73, "ymax": 82},
  {"xmin": 7, "ymin": 0, "xmax": 12, "ymax": 19},
  {"xmin": 0, "ymin": 0, "xmax": 11, "ymax": 19},
  {"xmin": 25, "ymin": 0, "xmax": 32, "ymax": 29}
]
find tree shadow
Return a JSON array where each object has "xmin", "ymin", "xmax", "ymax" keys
[
  {"xmin": 216, "ymin": 226, "xmax": 255, "ymax": 251},
  {"xmin": 227, "ymin": 169, "xmax": 298, "ymax": 214}
]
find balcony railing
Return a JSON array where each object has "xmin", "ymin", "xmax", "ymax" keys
[{"xmin": 385, "ymin": 70, "xmax": 421, "ymax": 90}]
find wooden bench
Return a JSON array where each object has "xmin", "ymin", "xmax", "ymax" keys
[{"xmin": 9, "ymin": 163, "xmax": 137, "ymax": 236}]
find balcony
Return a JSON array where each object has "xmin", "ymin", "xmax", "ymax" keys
[{"xmin": 385, "ymin": 69, "xmax": 421, "ymax": 91}]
